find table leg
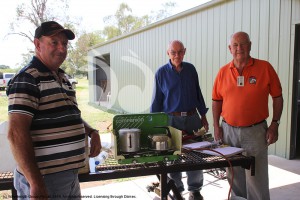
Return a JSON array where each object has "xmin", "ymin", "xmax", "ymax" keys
[
  {"xmin": 168, "ymin": 179, "xmax": 183, "ymax": 200},
  {"xmin": 12, "ymin": 188, "xmax": 17, "ymax": 200},
  {"xmin": 160, "ymin": 173, "xmax": 168, "ymax": 200},
  {"xmin": 158, "ymin": 173, "xmax": 183, "ymax": 200}
]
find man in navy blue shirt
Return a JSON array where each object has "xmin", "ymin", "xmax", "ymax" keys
[{"xmin": 151, "ymin": 40, "xmax": 209, "ymax": 200}]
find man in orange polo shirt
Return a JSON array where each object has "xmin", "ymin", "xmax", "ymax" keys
[{"xmin": 212, "ymin": 31, "xmax": 283, "ymax": 200}]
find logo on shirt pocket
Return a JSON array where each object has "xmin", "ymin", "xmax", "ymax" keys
[{"xmin": 249, "ymin": 76, "xmax": 257, "ymax": 84}]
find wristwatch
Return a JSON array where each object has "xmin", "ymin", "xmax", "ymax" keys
[{"xmin": 272, "ymin": 119, "xmax": 280, "ymax": 125}]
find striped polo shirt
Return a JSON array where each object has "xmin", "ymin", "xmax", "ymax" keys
[{"xmin": 7, "ymin": 56, "xmax": 86, "ymax": 175}]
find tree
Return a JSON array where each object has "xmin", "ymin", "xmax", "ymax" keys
[
  {"xmin": 0, "ymin": 65, "xmax": 18, "ymax": 73},
  {"xmin": 8, "ymin": 1, "xmax": 176, "ymax": 76},
  {"xmin": 10, "ymin": 0, "xmax": 73, "ymax": 44},
  {"xmin": 102, "ymin": 3, "xmax": 151, "ymax": 40},
  {"xmin": 102, "ymin": 26, "xmax": 122, "ymax": 40},
  {"xmin": 101, "ymin": 2, "xmax": 176, "ymax": 40},
  {"xmin": 9, "ymin": 0, "xmax": 81, "ymax": 75},
  {"xmin": 20, "ymin": 52, "xmax": 35, "ymax": 69},
  {"xmin": 0, "ymin": 65, "xmax": 10, "ymax": 70},
  {"xmin": 61, "ymin": 31, "xmax": 105, "ymax": 77},
  {"xmin": 150, "ymin": 2, "xmax": 177, "ymax": 22},
  {"xmin": 70, "ymin": 2, "xmax": 176, "ymax": 74}
]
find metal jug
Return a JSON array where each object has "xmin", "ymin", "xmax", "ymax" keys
[{"xmin": 118, "ymin": 128, "xmax": 141, "ymax": 152}]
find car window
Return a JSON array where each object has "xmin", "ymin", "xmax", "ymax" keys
[{"xmin": 4, "ymin": 74, "xmax": 15, "ymax": 78}]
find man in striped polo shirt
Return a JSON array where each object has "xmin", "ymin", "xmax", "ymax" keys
[{"xmin": 7, "ymin": 21, "xmax": 101, "ymax": 199}]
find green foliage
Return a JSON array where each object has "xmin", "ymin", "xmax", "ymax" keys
[
  {"xmin": 102, "ymin": 3, "xmax": 152, "ymax": 39},
  {"xmin": 151, "ymin": 2, "xmax": 177, "ymax": 22},
  {"xmin": 62, "ymin": 32, "xmax": 105, "ymax": 77},
  {"xmin": 76, "ymin": 79, "xmax": 114, "ymax": 132},
  {"xmin": 102, "ymin": 26, "xmax": 122, "ymax": 40},
  {"xmin": 0, "ymin": 65, "xmax": 10, "ymax": 69},
  {"xmin": 9, "ymin": 1, "xmax": 176, "ymax": 77},
  {"xmin": 0, "ymin": 69, "xmax": 18, "ymax": 74},
  {"xmin": 9, "ymin": 0, "xmax": 81, "ymax": 73},
  {"xmin": 0, "ymin": 78, "xmax": 114, "ymax": 132},
  {"xmin": 19, "ymin": 52, "xmax": 34, "ymax": 68},
  {"xmin": 0, "ymin": 93, "xmax": 8, "ymax": 122},
  {"xmin": 11, "ymin": 0, "xmax": 72, "ymax": 44}
]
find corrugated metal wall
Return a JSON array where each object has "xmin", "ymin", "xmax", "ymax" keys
[{"xmin": 88, "ymin": 0, "xmax": 300, "ymax": 158}]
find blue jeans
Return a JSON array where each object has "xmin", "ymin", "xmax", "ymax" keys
[
  {"xmin": 168, "ymin": 113, "xmax": 204, "ymax": 192},
  {"xmin": 14, "ymin": 169, "xmax": 81, "ymax": 200}
]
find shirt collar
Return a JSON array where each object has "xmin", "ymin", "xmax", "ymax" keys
[
  {"xmin": 229, "ymin": 57, "xmax": 254, "ymax": 69},
  {"xmin": 31, "ymin": 56, "xmax": 66, "ymax": 75},
  {"xmin": 167, "ymin": 59, "xmax": 184, "ymax": 71}
]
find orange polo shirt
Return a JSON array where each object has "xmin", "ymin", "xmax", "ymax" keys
[{"xmin": 212, "ymin": 57, "xmax": 282, "ymax": 127}]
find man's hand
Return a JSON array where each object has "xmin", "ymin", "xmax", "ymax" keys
[
  {"xmin": 213, "ymin": 126, "xmax": 223, "ymax": 143},
  {"xmin": 266, "ymin": 123, "xmax": 279, "ymax": 145},
  {"xmin": 89, "ymin": 132, "xmax": 101, "ymax": 157},
  {"xmin": 30, "ymin": 182, "xmax": 48, "ymax": 200},
  {"xmin": 201, "ymin": 115, "xmax": 209, "ymax": 132}
]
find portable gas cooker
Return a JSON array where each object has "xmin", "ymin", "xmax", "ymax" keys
[{"xmin": 111, "ymin": 113, "xmax": 182, "ymax": 164}]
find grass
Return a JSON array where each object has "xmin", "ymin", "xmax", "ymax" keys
[
  {"xmin": 76, "ymin": 78, "xmax": 114, "ymax": 132},
  {"xmin": 0, "ymin": 78, "xmax": 114, "ymax": 133},
  {"xmin": 0, "ymin": 92, "xmax": 8, "ymax": 122}
]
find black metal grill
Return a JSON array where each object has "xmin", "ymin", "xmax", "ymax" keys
[
  {"xmin": 93, "ymin": 151, "xmax": 254, "ymax": 176},
  {"xmin": 77, "ymin": 151, "xmax": 255, "ymax": 200},
  {"xmin": 0, "ymin": 172, "xmax": 13, "ymax": 180},
  {"xmin": 0, "ymin": 171, "xmax": 14, "ymax": 192}
]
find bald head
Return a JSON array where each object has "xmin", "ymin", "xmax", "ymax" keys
[
  {"xmin": 168, "ymin": 40, "xmax": 185, "ymax": 50},
  {"xmin": 228, "ymin": 32, "xmax": 251, "ymax": 45},
  {"xmin": 228, "ymin": 31, "xmax": 252, "ymax": 63}
]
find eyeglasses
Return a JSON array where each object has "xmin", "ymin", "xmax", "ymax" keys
[{"xmin": 169, "ymin": 50, "xmax": 185, "ymax": 56}]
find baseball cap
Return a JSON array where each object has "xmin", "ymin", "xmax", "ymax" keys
[{"xmin": 34, "ymin": 21, "xmax": 75, "ymax": 40}]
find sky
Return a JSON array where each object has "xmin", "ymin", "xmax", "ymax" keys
[{"xmin": 0, "ymin": 0, "xmax": 210, "ymax": 68}]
